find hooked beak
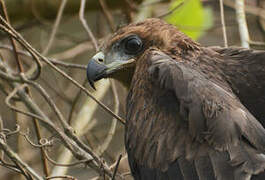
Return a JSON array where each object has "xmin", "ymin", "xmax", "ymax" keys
[
  {"xmin": 86, "ymin": 51, "xmax": 135, "ymax": 90},
  {"xmin": 86, "ymin": 52, "xmax": 107, "ymax": 90}
]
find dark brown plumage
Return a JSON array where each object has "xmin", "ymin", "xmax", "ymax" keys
[{"xmin": 86, "ymin": 18, "xmax": 265, "ymax": 180}]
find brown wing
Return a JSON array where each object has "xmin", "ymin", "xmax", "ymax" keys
[
  {"xmin": 210, "ymin": 47, "xmax": 265, "ymax": 124},
  {"xmin": 147, "ymin": 50, "xmax": 265, "ymax": 179}
]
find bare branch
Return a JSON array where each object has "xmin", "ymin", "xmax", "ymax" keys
[
  {"xmin": 43, "ymin": 149, "xmax": 91, "ymax": 167},
  {"xmin": 19, "ymin": 131, "xmax": 53, "ymax": 148},
  {"xmin": 219, "ymin": 0, "xmax": 228, "ymax": 47},
  {"xmin": 0, "ymin": 137, "xmax": 43, "ymax": 180},
  {"xmin": 42, "ymin": 0, "xmax": 68, "ymax": 55},
  {"xmin": 0, "ymin": 16, "xmax": 125, "ymax": 125},
  {"xmin": 223, "ymin": 0, "xmax": 265, "ymax": 21},
  {"xmin": 46, "ymin": 175, "xmax": 77, "ymax": 180},
  {"xmin": 0, "ymin": 161, "xmax": 23, "ymax": 174},
  {"xmin": 134, "ymin": 0, "xmax": 156, "ymax": 22},
  {"xmin": 5, "ymin": 84, "xmax": 46, "ymax": 121},
  {"xmin": 0, "ymin": 66, "xmax": 116, "ymax": 177},
  {"xmin": 0, "ymin": 0, "xmax": 24, "ymax": 72},
  {"xmin": 79, "ymin": 0, "xmax": 99, "ymax": 51},
  {"xmin": 96, "ymin": 80, "xmax": 119, "ymax": 156},
  {"xmin": 156, "ymin": 2, "xmax": 184, "ymax": 18},
  {"xmin": 68, "ymin": 80, "xmax": 87, "ymax": 124},
  {"xmin": 0, "ymin": 44, "xmax": 87, "ymax": 70},
  {"xmin": 51, "ymin": 80, "xmax": 110, "ymax": 177},
  {"xmin": 112, "ymin": 154, "xmax": 122, "ymax": 180},
  {"xmin": 99, "ymin": 0, "xmax": 115, "ymax": 31},
  {"xmin": 235, "ymin": 0, "xmax": 250, "ymax": 48}
]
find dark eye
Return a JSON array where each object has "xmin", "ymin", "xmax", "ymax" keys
[{"xmin": 124, "ymin": 36, "xmax": 143, "ymax": 55}]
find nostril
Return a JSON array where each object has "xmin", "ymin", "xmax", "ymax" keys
[{"xmin": 98, "ymin": 58, "xmax": 104, "ymax": 63}]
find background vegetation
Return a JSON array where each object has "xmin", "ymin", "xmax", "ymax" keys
[{"xmin": 0, "ymin": 0, "xmax": 264, "ymax": 179}]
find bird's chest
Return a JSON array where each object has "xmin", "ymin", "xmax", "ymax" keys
[{"xmin": 125, "ymin": 82, "xmax": 183, "ymax": 169}]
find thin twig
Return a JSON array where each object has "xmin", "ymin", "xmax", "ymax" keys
[
  {"xmin": 223, "ymin": 0, "xmax": 265, "ymax": 21},
  {"xmin": 0, "ymin": 3, "xmax": 40, "ymax": 177},
  {"xmin": 0, "ymin": 137, "xmax": 43, "ymax": 180},
  {"xmin": 0, "ymin": 44, "xmax": 87, "ymax": 70},
  {"xmin": 112, "ymin": 154, "xmax": 122, "ymax": 180},
  {"xmin": 0, "ymin": 50, "xmax": 73, "ymax": 106},
  {"xmin": 124, "ymin": 0, "xmax": 137, "ymax": 11},
  {"xmin": 19, "ymin": 132, "xmax": 53, "ymax": 148},
  {"xmin": 0, "ymin": 150, "xmax": 32, "ymax": 180},
  {"xmin": 99, "ymin": 0, "xmax": 115, "ymax": 31},
  {"xmin": 0, "ymin": 0, "xmax": 23, "ymax": 72},
  {"xmin": 1, "ymin": 66, "xmax": 118, "ymax": 178},
  {"xmin": 50, "ymin": 40, "xmax": 97, "ymax": 60},
  {"xmin": 32, "ymin": 110, "xmax": 50, "ymax": 176},
  {"xmin": 140, "ymin": 0, "xmax": 166, "ymax": 7},
  {"xmin": 18, "ymin": 75, "xmax": 116, "ymax": 175},
  {"xmin": 96, "ymin": 80, "xmax": 118, "ymax": 156},
  {"xmin": 51, "ymin": 80, "xmax": 110, "ymax": 178},
  {"xmin": 96, "ymin": 0, "xmax": 119, "ymax": 156},
  {"xmin": 156, "ymin": 1, "xmax": 184, "ymax": 18},
  {"xmin": 42, "ymin": 0, "xmax": 67, "ymax": 55},
  {"xmin": 0, "ymin": 13, "xmax": 126, "ymax": 178},
  {"xmin": 1, "ymin": 22, "xmax": 125, "ymax": 125},
  {"xmin": 0, "ymin": 115, "xmax": 4, "ymax": 162},
  {"xmin": 248, "ymin": 40, "xmax": 265, "ymax": 47},
  {"xmin": 122, "ymin": 172, "xmax": 131, "ymax": 177},
  {"xmin": 0, "ymin": 15, "xmax": 125, "ymax": 125},
  {"xmin": 46, "ymin": 175, "xmax": 77, "ymax": 180},
  {"xmin": 0, "ymin": 161, "xmax": 23, "ymax": 174},
  {"xmin": 235, "ymin": 0, "xmax": 250, "ymax": 48},
  {"xmin": 0, "ymin": 67, "xmax": 120, "ymax": 179},
  {"xmin": 5, "ymin": 124, "xmax": 20, "ymax": 137},
  {"xmin": 0, "ymin": 12, "xmax": 42, "ymax": 80},
  {"xmin": 5, "ymin": 84, "xmax": 45, "ymax": 121},
  {"xmin": 219, "ymin": 0, "xmax": 228, "ymax": 47},
  {"xmin": 123, "ymin": 0, "xmax": 136, "ymax": 22},
  {"xmin": 79, "ymin": 0, "xmax": 99, "ymax": 51},
  {"xmin": 43, "ymin": 149, "xmax": 91, "ymax": 167},
  {"xmin": 19, "ymin": 75, "xmax": 70, "ymax": 131},
  {"xmin": 68, "ymin": 80, "xmax": 87, "ymax": 125},
  {"xmin": 134, "ymin": 0, "xmax": 156, "ymax": 22},
  {"xmin": 14, "ymin": 83, "xmax": 114, "ymax": 177}
]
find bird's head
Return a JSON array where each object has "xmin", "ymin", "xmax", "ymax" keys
[{"xmin": 86, "ymin": 18, "xmax": 197, "ymax": 89}]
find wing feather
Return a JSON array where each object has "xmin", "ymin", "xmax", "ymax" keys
[
  {"xmin": 194, "ymin": 155, "xmax": 215, "ymax": 180},
  {"xmin": 210, "ymin": 46, "xmax": 265, "ymax": 124},
  {"xmin": 148, "ymin": 50, "xmax": 265, "ymax": 179}
]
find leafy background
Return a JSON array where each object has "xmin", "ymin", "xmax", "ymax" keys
[{"xmin": 0, "ymin": 0, "xmax": 264, "ymax": 179}]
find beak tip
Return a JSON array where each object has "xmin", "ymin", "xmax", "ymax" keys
[
  {"xmin": 91, "ymin": 84, "xmax": 97, "ymax": 91},
  {"xmin": 88, "ymin": 79, "xmax": 96, "ymax": 90},
  {"xmin": 86, "ymin": 57, "xmax": 107, "ymax": 91}
]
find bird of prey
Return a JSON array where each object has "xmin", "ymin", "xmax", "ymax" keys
[{"xmin": 87, "ymin": 18, "xmax": 265, "ymax": 180}]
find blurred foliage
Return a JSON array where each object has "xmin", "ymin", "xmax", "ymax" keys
[
  {"xmin": 5, "ymin": 0, "xmax": 142, "ymax": 24},
  {"xmin": 1, "ymin": 0, "xmax": 264, "ymax": 179},
  {"xmin": 165, "ymin": 0, "xmax": 213, "ymax": 40}
]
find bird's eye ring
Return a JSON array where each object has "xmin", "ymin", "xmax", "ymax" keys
[
  {"xmin": 98, "ymin": 58, "xmax": 104, "ymax": 63},
  {"xmin": 124, "ymin": 36, "xmax": 143, "ymax": 55}
]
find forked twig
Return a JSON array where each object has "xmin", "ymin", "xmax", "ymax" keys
[
  {"xmin": 0, "ymin": 15, "xmax": 125, "ymax": 125},
  {"xmin": 5, "ymin": 84, "xmax": 45, "ymax": 121},
  {"xmin": 0, "ymin": 136, "xmax": 42, "ymax": 179}
]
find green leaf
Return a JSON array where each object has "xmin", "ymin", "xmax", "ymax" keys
[{"xmin": 165, "ymin": 0, "xmax": 213, "ymax": 40}]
